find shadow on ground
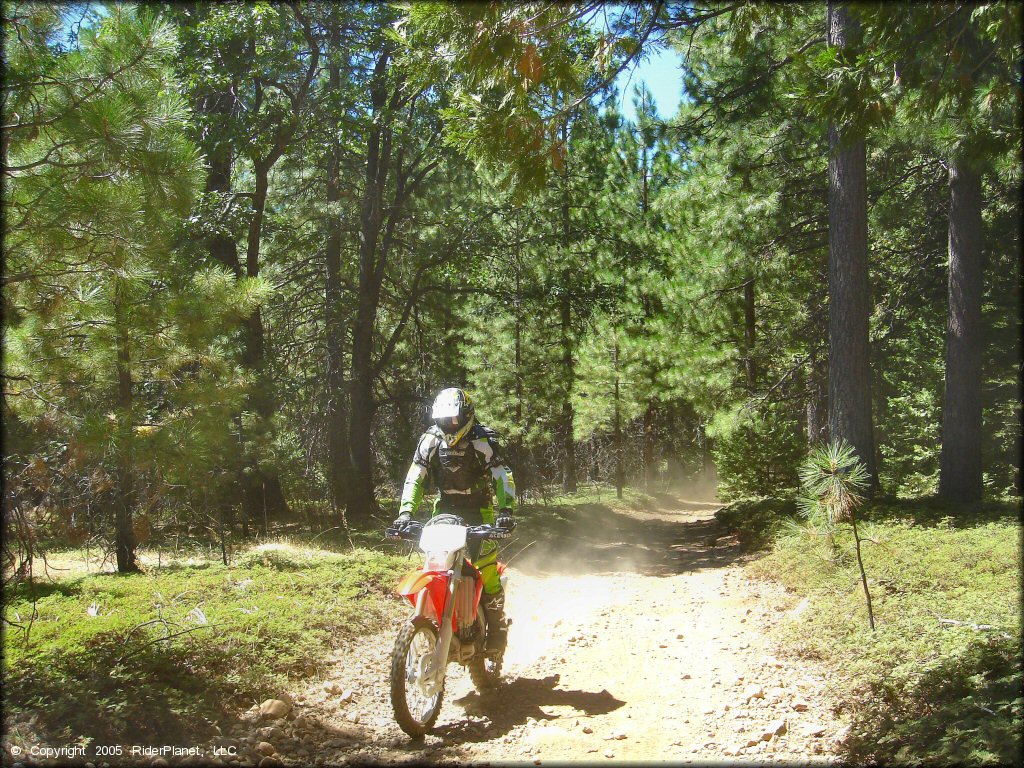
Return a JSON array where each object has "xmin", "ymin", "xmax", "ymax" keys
[
  {"xmin": 266, "ymin": 674, "xmax": 623, "ymax": 764},
  {"xmin": 440, "ymin": 673, "xmax": 625, "ymax": 742},
  {"xmin": 3, "ymin": 633, "xmax": 239, "ymax": 748}
]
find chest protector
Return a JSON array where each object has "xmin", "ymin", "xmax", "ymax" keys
[{"xmin": 423, "ymin": 424, "xmax": 493, "ymax": 504}]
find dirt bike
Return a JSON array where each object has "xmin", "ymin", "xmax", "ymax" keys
[{"xmin": 384, "ymin": 513, "xmax": 511, "ymax": 736}]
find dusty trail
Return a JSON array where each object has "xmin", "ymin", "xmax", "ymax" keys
[{"xmin": 233, "ymin": 495, "xmax": 846, "ymax": 765}]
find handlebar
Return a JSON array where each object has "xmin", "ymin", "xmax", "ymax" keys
[
  {"xmin": 384, "ymin": 522, "xmax": 422, "ymax": 541},
  {"xmin": 383, "ymin": 522, "xmax": 512, "ymax": 542},
  {"xmin": 470, "ymin": 524, "xmax": 513, "ymax": 540}
]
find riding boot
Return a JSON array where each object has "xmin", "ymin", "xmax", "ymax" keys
[{"xmin": 480, "ymin": 589, "xmax": 507, "ymax": 654}]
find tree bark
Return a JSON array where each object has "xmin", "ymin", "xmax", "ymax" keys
[
  {"xmin": 201, "ymin": 93, "xmax": 292, "ymax": 525},
  {"xmin": 560, "ymin": 279, "xmax": 577, "ymax": 493},
  {"xmin": 559, "ymin": 117, "xmax": 577, "ymax": 493},
  {"xmin": 204, "ymin": 127, "xmax": 242, "ymax": 278},
  {"xmin": 512, "ymin": 244, "xmax": 528, "ymax": 495},
  {"xmin": 243, "ymin": 164, "xmax": 291, "ymax": 520},
  {"xmin": 806, "ymin": 349, "xmax": 828, "ymax": 447},
  {"xmin": 347, "ymin": 47, "xmax": 393, "ymax": 522},
  {"xmin": 324, "ymin": 49, "xmax": 352, "ymax": 515},
  {"xmin": 642, "ymin": 404, "xmax": 656, "ymax": 489},
  {"xmin": 826, "ymin": 1, "xmax": 877, "ymax": 485},
  {"xmin": 613, "ymin": 334, "xmax": 624, "ymax": 499},
  {"xmin": 939, "ymin": 157, "xmax": 984, "ymax": 501},
  {"xmin": 114, "ymin": 321, "xmax": 140, "ymax": 573},
  {"xmin": 639, "ymin": 117, "xmax": 658, "ymax": 489},
  {"xmin": 743, "ymin": 277, "xmax": 757, "ymax": 391}
]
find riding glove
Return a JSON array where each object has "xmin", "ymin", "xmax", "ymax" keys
[{"xmin": 495, "ymin": 508, "xmax": 516, "ymax": 531}]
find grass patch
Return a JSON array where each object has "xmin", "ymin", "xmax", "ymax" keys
[
  {"xmin": 721, "ymin": 496, "xmax": 1022, "ymax": 766},
  {"xmin": 3, "ymin": 538, "xmax": 413, "ymax": 749}
]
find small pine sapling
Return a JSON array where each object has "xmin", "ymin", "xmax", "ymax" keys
[{"xmin": 798, "ymin": 440, "xmax": 876, "ymax": 630}]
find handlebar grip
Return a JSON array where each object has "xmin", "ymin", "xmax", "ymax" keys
[
  {"xmin": 384, "ymin": 524, "xmax": 421, "ymax": 541},
  {"xmin": 468, "ymin": 525, "xmax": 512, "ymax": 540}
]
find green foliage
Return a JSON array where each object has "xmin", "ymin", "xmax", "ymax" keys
[
  {"xmin": 4, "ymin": 4, "xmax": 257, "ymax": 564},
  {"xmin": 2, "ymin": 0, "xmax": 1021, "ymax": 720},
  {"xmin": 0, "ymin": 0, "xmax": 1018, "ymax": 551},
  {"xmin": 798, "ymin": 440, "xmax": 869, "ymax": 529},
  {"xmin": 3, "ymin": 540, "xmax": 409, "ymax": 745},
  {"xmin": 711, "ymin": 405, "xmax": 806, "ymax": 501},
  {"xmin": 726, "ymin": 498, "xmax": 1021, "ymax": 766},
  {"xmin": 715, "ymin": 497, "xmax": 800, "ymax": 551},
  {"xmin": 403, "ymin": 3, "xmax": 668, "ymax": 189}
]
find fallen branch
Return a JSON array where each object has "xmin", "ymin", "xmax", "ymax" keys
[
  {"xmin": 936, "ymin": 616, "xmax": 1012, "ymax": 639},
  {"xmin": 308, "ymin": 526, "xmax": 345, "ymax": 543},
  {"xmin": 115, "ymin": 623, "xmax": 221, "ymax": 665},
  {"xmin": 938, "ymin": 617, "xmax": 995, "ymax": 629}
]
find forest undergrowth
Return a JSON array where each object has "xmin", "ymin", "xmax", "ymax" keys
[
  {"xmin": 2, "ymin": 540, "xmax": 410, "ymax": 748},
  {"xmin": 718, "ymin": 496, "xmax": 1023, "ymax": 766}
]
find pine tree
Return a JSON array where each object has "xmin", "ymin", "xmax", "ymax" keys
[{"xmin": 4, "ymin": 6, "xmax": 257, "ymax": 571}]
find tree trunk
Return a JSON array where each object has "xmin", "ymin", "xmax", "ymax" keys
[
  {"xmin": 114, "ymin": 322, "xmax": 140, "ymax": 573},
  {"xmin": 743, "ymin": 277, "xmax": 757, "ymax": 391},
  {"xmin": 560, "ymin": 282, "xmax": 577, "ymax": 493},
  {"xmin": 806, "ymin": 349, "xmax": 828, "ymax": 447},
  {"xmin": 613, "ymin": 334, "xmax": 624, "ymax": 499},
  {"xmin": 244, "ymin": 166, "xmax": 291, "ymax": 520},
  {"xmin": 199, "ymin": 98, "xmax": 264, "ymax": 532},
  {"xmin": 826, "ymin": 1, "xmax": 877, "ymax": 485},
  {"xmin": 559, "ymin": 117, "xmax": 577, "ymax": 493},
  {"xmin": 204, "ymin": 132, "xmax": 242, "ymax": 277},
  {"xmin": 324, "ymin": 54, "xmax": 352, "ymax": 515},
  {"xmin": 347, "ymin": 229, "xmax": 382, "ymax": 523},
  {"xmin": 637, "ymin": 296, "xmax": 659, "ymax": 488},
  {"xmin": 202, "ymin": 101, "xmax": 291, "ymax": 524},
  {"xmin": 939, "ymin": 157, "xmax": 984, "ymax": 501},
  {"xmin": 347, "ymin": 47, "xmax": 393, "ymax": 522},
  {"xmin": 512, "ymin": 249, "xmax": 528, "ymax": 496},
  {"xmin": 642, "ymin": 404, "xmax": 656, "ymax": 489}
]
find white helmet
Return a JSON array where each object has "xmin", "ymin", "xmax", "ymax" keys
[{"xmin": 431, "ymin": 387, "xmax": 475, "ymax": 445}]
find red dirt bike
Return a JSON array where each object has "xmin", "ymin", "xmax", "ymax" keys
[{"xmin": 384, "ymin": 513, "xmax": 511, "ymax": 736}]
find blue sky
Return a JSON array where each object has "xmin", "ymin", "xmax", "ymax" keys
[{"xmin": 614, "ymin": 46, "xmax": 685, "ymax": 124}]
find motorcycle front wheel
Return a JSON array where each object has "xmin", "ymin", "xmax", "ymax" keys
[{"xmin": 390, "ymin": 617, "xmax": 444, "ymax": 736}]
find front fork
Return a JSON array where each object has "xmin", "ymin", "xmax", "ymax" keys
[{"xmin": 421, "ymin": 566, "xmax": 460, "ymax": 697}]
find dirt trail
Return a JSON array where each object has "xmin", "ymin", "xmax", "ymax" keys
[{"xmin": 235, "ymin": 495, "xmax": 846, "ymax": 765}]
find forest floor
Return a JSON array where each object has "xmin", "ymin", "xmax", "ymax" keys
[{"xmin": 229, "ymin": 492, "xmax": 847, "ymax": 765}]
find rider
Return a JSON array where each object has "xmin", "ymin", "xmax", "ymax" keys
[{"xmin": 392, "ymin": 387, "xmax": 517, "ymax": 653}]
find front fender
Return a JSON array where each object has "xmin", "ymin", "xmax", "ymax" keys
[
  {"xmin": 397, "ymin": 569, "xmax": 438, "ymax": 597},
  {"xmin": 397, "ymin": 569, "xmax": 449, "ymax": 621}
]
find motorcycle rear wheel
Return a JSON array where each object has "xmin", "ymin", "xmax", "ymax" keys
[
  {"xmin": 468, "ymin": 651, "xmax": 503, "ymax": 691},
  {"xmin": 390, "ymin": 617, "xmax": 444, "ymax": 736}
]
